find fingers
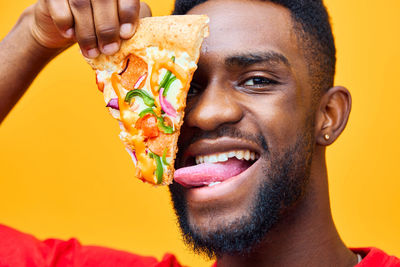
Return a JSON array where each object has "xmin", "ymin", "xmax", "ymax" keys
[
  {"xmin": 47, "ymin": 0, "xmax": 74, "ymax": 38},
  {"xmin": 45, "ymin": 0, "xmax": 152, "ymax": 58},
  {"xmin": 68, "ymin": 0, "xmax": 100, "ymax": 58},
  {"xmin": 118, "ymin": 0, "xmax": 140, "ymax": 39}
]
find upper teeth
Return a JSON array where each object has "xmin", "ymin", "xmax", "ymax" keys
[{"xmin": 195, "ymin": 150, "xmax": 258, "ymax": 164}]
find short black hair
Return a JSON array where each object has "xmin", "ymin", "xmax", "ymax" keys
[{"xmin": 173, "ymin": 0, "xmax": 336, "ymax": 94}]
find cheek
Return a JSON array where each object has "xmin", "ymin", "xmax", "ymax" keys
[{"xmin": 243, "ymin": 92, "xmax": 307, "ymax": 152}]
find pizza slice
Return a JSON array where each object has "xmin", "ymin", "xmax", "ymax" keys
[{"xmin": 85, "ymin": 15, "xmax": 209, "ymax": 185}]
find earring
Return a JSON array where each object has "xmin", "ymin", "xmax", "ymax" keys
[{"xmin": 324, "ymin": 134, "xmax": 330, "ymax": 141}]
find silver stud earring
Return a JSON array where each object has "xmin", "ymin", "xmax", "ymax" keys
[{"xmin": 324, "ymin": 134, "xmax": 330, "ymax": 141}]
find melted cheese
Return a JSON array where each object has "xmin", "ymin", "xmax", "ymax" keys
[
  {"xmin": 111, "ymin": 73, "xmax": 156, "ymax": 183},
  {"xmin": 101, "ymin": 49, "xmax": 197, "ymax": 184}
]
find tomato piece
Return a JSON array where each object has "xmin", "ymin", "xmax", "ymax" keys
[
  {"xmin": 163, "ymin": 116, "xmax": 174, "ymax": 127},
  {"xmin": 136, "ymin": 114, "xmax": 159, "ymax": 138},
  {"xmin": 121, "ymin": 54, "xmax": 148, "ymax": 90},
  {"xmin": 147, "ymin": 132, "xmax": 175, "ymax": 157}
]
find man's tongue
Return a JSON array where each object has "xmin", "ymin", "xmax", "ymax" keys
[{"xmin": 174, "ymin": 158, "xmax": 251, "ymax": 188}]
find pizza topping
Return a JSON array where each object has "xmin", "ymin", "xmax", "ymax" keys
[
  {"xmin": 135, "ymin": 113, "xmax": 159, "ymax": 138},
  {"xmin": 106, "ymin": 98, "xmax": 119, "ymax": 110},
  {"xmin": 158, "ymin": 56, "xmax": 175, "ymax": 90},
  {"xmin": 131, "ymin": 135, "xmax": 157, "ymax": 184},
  {"xmin": 109, "ymin": 51, "xmax": 198, "ymax": 184},
  {"xmin": 162, "ymin": 75, "xmax": 177, "ymax": 97},
  {"xmin": 125, "ymin": 89, "xmax": 155, "ymax": 107},
  {"xmin": 139, "ymin": 107, "xmax": 156, "ymax": 118},
  {"xmin": 159, "ymin": 87, "xmax": 177, "ymax": 117},
  {"xmin": 134, "ymin": 73, "xmax": 147, "ymax": 89},
  {"xmin": 147, "ymin": 132, "xmax": 173, "ymax": 157},
  {"xmin": 157, "ymin": 116, "xmax": 174, "ymax": 134},
  {"xmin": 150, "ymin": 57, "xmax": 189, "ymax": 96},
  {"xmin": 96, "ymin": 74, "xmax": 105, "ymax": 92},
  {"xmin": 119, "ymin": 58, "xmax": 130, "ymax": 75},
  {"xmin": 121, "ymin": 54, "xmax": 148, "ymax": 90},
  {"xmin": 162, "ymin": 148, "xmax": 170, "ymax": 166},
  {"xmin": 149, "ymin": 152, "xmax": 163, "ymax": 184}
]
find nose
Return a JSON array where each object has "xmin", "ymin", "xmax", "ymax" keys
[{"xmin": 186, "ymin": 80, "xmax": 243, "ymax": 131}]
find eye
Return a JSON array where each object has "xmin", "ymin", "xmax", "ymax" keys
[{"xmin": 242, "ymin": 76, "xmax": 277, "ymax": 88}]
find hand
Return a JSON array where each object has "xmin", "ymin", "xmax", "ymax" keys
[{"xmin": 30, "ymin": 0, "xmax": 152, "ymax": 58}]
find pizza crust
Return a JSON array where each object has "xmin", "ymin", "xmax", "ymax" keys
[{"xmin": 86, "ymin": 15, "xmax": 209, "ymax": 71}]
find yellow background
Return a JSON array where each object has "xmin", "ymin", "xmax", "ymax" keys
[{"xmin": 0, "ymin": 0, "xmax": 399, "ymax": 266}]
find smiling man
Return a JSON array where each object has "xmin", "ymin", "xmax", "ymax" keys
[
  {"xmin": 0, "ymin": 0, "xmax": 399, "ymax": 266},
  {"xmin": 170, "ymin": 0, "xmax": 354, "ymax": 265}
]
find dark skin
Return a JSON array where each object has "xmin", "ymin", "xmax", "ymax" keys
[
  {"xmin": 0, "ymin": 0, "xmax": 354, "ymax": 266},
  {"xmin": 175, "ymin": 0, "xmax": 354, "ymax": 266}
]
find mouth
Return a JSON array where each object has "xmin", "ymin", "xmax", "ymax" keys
[{"xmin": 174, "ymin": 138, "xmax": 261, "ymax": 189}]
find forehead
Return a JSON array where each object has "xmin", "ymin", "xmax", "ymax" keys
[{"xmin": 187, "ymin": 0, "xmax": 300, "ymax": 64}]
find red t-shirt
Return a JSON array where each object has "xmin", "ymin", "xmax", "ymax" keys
[{"xmin": 1, "ymin": 224, "xmax": 399, "ymax": 267}]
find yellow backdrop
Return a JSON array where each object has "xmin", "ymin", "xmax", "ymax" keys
[{"xmin": 0, "ymin": 0, "xmax": 399, "ymax": 266}]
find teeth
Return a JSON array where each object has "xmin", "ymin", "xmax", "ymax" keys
[
  {"xmin": 244, "ymin": 150, "xmax": 250, "ymax": 161},
  {"xmin": 208, "ymin": 182, "xmax": 221, "ymax": 187},
  {"xmin": 195, "ymin": 150, "xmax": 258, "ymax": 165},
  {"xmin": 209, "ymin": 155, "xmax": 218, "ymax": 163},
  {"xmin": 218, "ymin": 153, "xmax": 228, "ymax": 162}
]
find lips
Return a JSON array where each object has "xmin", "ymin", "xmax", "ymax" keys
[{"xmin": 174, "ymin": 137, "xmax": 260, "ymax": 188}]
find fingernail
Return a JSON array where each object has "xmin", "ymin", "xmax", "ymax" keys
[
  {"xmin": 102, "ymin": 42, "xmax": 119, "ymax": 55},
  {"xmin": 87, "ymin": 48, "xmax": 100, "ymax": 58},
  {"xmin": 64, "ymin": 28, "xmax": 74, "ymax": 38},
  {"xmin": 120, "ymin": 23, "xmax": 134, "ymax": 38}
]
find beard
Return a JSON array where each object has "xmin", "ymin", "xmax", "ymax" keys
[{"xmin": 169, "ymin": 124, "xmax": 314, "ymax": 258}]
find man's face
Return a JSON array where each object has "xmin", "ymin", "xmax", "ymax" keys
[{"xmin": 170, "ymin": 0, "xmax": 317, "ymax": 256}]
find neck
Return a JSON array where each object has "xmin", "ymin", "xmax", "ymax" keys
[{"xmin": 217, "ymin": 147, "xmax": 357, "ymax": 267}]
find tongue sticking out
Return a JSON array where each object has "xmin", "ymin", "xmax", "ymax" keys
[{"xmin": 174, "ymin": 158, "xmax": 251, "ymax": 188}]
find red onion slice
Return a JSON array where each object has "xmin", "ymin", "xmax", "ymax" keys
[
  {"xmin": 106, "ymin": 98, "xmax": 119, "ymax": 110},
  {"xmin": 159, "ymin": 88, "xmax": 177, "ymax": 117},
  {"xmin": 119, "ymin": 58, "xmax": 130, "ymax": 75},
  {"xmin": 134, "ymin": 73, "xmax": 147, "ymax": 89},
  {"xmin": 125, "ymin": 148, "xmax": 137, "ymax": 165}
]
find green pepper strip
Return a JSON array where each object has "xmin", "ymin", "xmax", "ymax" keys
[
  {"xmin": 157, "ymin": 116, "xmax": 174, "ymax": 134},
  {"xmin": 159, "ymin": 71, "xmax": 172, "ymax": 90},
  {"xmin": 162, "ymin": 76, "xmax": 177, "ymax": 97},
  {"xmin": 139, "ymin": 108, "xmax": 156, "ymax": 118},
  {"xmin": 158, "ymin": 56, "xmax": 176, "ymax": 91},
  {"xmin": 125, "ymin": 90, "xmax": 154, "ymax": 107},
  {"xmin": 162, "ymin": 148, "xmax": 169, "ymax": 166},
  {"xmin": 149, "ymin": 152, "xmax": 163, "ymax": 184}
]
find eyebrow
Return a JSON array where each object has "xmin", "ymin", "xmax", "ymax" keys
[{"xmin": 225, "ymin": 51, "xmax": 290, "ymax": 68}]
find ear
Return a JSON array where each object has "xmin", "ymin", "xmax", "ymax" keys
[{"xmin": 315, "ymin": 86, "xmax": 352, "ymax": 146}]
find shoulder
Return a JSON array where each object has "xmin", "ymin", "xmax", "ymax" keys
[
  {"xmin": 352, "ymin": 247, "xmax": 400, "ymax": 267},
  {"xmin": 0, "ymin": 224, "xmax": 183, "ymax": 267}
]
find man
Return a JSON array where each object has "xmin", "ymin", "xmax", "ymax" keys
[{"xmin": 0, "ymin": 0, "xmax": 398, "ymax": 266}]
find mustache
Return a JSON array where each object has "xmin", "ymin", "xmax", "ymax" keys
[{"xmin": 189, "ymin": 125, "xmax": 269, "ymax": 153}]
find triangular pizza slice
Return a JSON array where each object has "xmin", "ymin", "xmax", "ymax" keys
[{"xmin": 85, "ymin": 15, "xmax": 209, "ymax": 185}]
